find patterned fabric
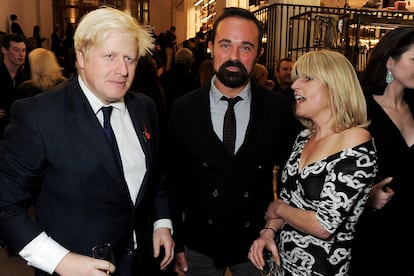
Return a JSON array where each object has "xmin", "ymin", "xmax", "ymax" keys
[{"xmin": 278, "ymin": 129, "xmax": 377, "ymax": 276}]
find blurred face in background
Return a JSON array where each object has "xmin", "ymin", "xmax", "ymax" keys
[
  {"xmin": 276, "ymin": 60, "xmax": 293, "ymax": 87},
  {"xmin": 1, "ymin": 41, "xmax": 26, "ymax": 68}
]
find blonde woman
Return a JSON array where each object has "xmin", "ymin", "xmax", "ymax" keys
[
  {"xmin": 17, "ymin": 48, "xmax": 66, "ymax": 97},
  {"xmin": 248, "ymin": 50, "xmax": 378, "ymax": 276}
]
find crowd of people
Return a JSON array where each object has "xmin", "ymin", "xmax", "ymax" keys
[{"xmin": 0, "ymin": 5, "xmax": 413, "ymax": 276}]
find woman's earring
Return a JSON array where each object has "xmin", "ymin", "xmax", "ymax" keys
[{"xmin": 386, "ymin": 69, "xmax": 394, "ymax": 84}]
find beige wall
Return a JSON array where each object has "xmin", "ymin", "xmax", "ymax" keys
[
  {"xmin": 150, "ymin": 0, "xmax": 173, "ymax": 38},
  {"xmin": 1, "ymin": 0, "xmax": 172, "ymax": 49},
  {"xmin": 0, "ymin": 0, "xmax": 53, "ymax": 49}
]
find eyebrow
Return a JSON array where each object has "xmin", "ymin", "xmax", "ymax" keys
[
  {"xmin": 11, "ymin": 46, "xmax": 26, "ymax": 51},
  {"xmin": 217, "ymin": 38, "xmax": 255, "ymax": 48}
]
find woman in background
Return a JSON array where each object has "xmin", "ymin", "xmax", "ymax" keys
[
  {"xmin": 33, "ymin": 25, "xmax": 46, "ymax": 48},
  {"xmin": 350, "ymin": 27, "xmax": 414, "ymax": 276},
  {"xmin": 17, "ymin": 48, "xmax": 66, "ymax": 98},
  {"xmin": 250, "ymin": 63, "xmax": 275, "ymax": 90}
]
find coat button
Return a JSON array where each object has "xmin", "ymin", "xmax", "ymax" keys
[{"xmin": 213, "ymin": 189, "xmax": 219, "ymax": 197}]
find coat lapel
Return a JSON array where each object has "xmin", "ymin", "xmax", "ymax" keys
[
  {"xmin": 66, "ymin": 79, "xmax": 126, "ymax": 185},
  {"xmin": 125, "ymin": 93, "xmax": 153, "ymax": 205}
]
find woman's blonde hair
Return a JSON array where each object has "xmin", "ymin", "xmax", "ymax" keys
[
  {"xmin": 74, "ymin": 6, "xmax": 154, "ymax": 60},
  {"xmin": 28, "ymin": 48, "xmax": 65, "ymax": 91},
  {"xmin": 251, "ymin": 63, "xmax": 269, "ymax": 86},
  {"xmin": 291, "ymin": 49, "xmax": 369, "ymax": 131}
]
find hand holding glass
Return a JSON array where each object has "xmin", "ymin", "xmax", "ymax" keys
[
  {"xmin": 262, "ymin": 251, "xmax": 284, "ymax": 276},
  {"xmin": 92, "ymin": 243, "xmax": 114, "ymax": 274}
]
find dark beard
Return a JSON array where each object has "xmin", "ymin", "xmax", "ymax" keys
[{"xmin": 216, "ymin": 60, "xmax": 249, "ymax": 88}]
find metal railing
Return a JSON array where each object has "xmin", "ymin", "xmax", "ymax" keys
[
  {"xmin": 177, "ymin": 3, "xmax": 414, "ymax": 77},
  {"xmin": 254, "ymin": 3, "xmax": 414, "ymax": 77}
]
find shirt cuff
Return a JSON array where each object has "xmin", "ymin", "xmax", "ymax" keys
[
  {"xmin": 19, "ymin": 232, "xmax": 70, "ymax": 274},
  {"xmin": 154, "ymin": 219, "xmax": 173, "ymax": 235}
]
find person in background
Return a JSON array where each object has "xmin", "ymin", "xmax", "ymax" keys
[
  {"xmin": 160, "ymin": 47, "xmax": 199, "ymax": 115},
  {"xmin": 154, "ymin": 33, "xmax": 167, "ymax": 71},
  {"xmin": 32, "ymin": 25, "xmax": 46, "ymax": 48},
  {"xmin": 168, "ymin": 7, "xmax": 300, "ymax": 276},
  {"xmin": 23, "ymin": 36, "xmax": 37, "ymax": 75},
  {"xmin": 151, "ymin": 49, "xmax": 165, "ymax": 77},
  {"xmin": 272, "ymin": 57, "xmax": 293, "ymax": 92},
  {"xmin": 350, "ymin": 27, "xmax": 414, "ymax": 276},
  {"xmin": 51, "ymin": 24, "xmax": 64, "ymax": 64},
  {"xmin": 272, "ymin": 57, "xmax": 294, "ymax": 100},
  {"xmin": 16, "ymin": 48, "xmax": 66, "ymax": 98},
  {"xmin": 250, "ymin": 63, "xmax": 275, "ymax": 90},
  {"xmin": 191, "ymin": 31, "xmax": 211, "ymax": 85},
  {"xmin": 198, "ymin": 58, "xmax": 214, "ymax": 87},
  {"xmin": 62, "ymin": 22, "xmax": 75, "ymax": 76},
  {"xmin": 0, "ymin": 33, "xmax": 29, "ymax": 138},
  {"xmin": 131, "ymin": 54, "xmax": 168, "ymax": 143},
  {"xmin": 248, "ymin": 49, "xmax": 377, "ymax": 276},
  {"xmin": 0, "ymin": 7, "xmax": 174, "ymax": 276},
  {"xmin": 164, "ymin": 26, "xmax": 177, "ymax": 71},
  {"xmin": 10, "ymin": 14, "xmax": 24, "ymax": 36},
  {"xmin": 185, "ymin": 37, "xmax": 197, "ymax": 52}
]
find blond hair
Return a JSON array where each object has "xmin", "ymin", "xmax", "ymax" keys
[
  {"xmin": 251, "ymin": 63, "xmax": 269, "ymax": 86},
  {"xmin": 291, "ymin": 49, "xmax": 369, "ymax": 131},
  {"xmin": 28, "ymin": 48, "xmax": 65, "ymax": 91},
  {"xmin": 74, "ymin": 6, "xmax": 154, "ymax": 60}
]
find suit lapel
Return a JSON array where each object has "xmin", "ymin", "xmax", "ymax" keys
[
  {"xmin": 66, "ymin": 79, "xmax": 126, "ymax": 185},
  {"xmin": 125, "ymin": 94, "xmax": 153, "ymax": 205}
]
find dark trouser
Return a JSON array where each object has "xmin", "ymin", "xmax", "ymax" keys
[{"xmin": 184, "ymin": 246, "xmax": 261, "ymax": 276}]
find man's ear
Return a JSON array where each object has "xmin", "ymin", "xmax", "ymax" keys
[
  {"xmin": 208, "ymin": 41, "xmax": 213, "ymax": 58},
  {"xmin": 76, "ymin": 50, "xmax": 85, "ymax": 69},
  {"xmin": 257, "ymin": 47, "xmax": 264, "ymax": 60}
]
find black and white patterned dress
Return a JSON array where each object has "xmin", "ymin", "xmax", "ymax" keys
[{"xmin": 277, "ymin": 129, "xmax": 378, "ymax": 276}]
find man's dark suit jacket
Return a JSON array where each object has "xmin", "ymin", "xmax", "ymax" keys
[
  {"xmin": 0, "ymin": 61, "xmax": 29, "ymax": 137},
  {"xmin": 0, "ymin": 77, "xmax": 170, "ymax": 275},
  {"xmin": 167, "ymin": 81, "xmax": 300, "ymax": 267}
]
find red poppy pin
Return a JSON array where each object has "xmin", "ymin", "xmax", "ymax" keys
[{"xmin": 142, "ymin": 126, "xmax": 151, "ymax": 142}]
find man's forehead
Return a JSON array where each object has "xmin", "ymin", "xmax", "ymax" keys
[
  {"xmin": 280, "ymin": 61, "xmax": 293, "ymax": 68},
  {"xmin": 216, "ymin": 18, "xmax": 259, "ymax": 42},
  {"xmin": 10, "ymin": 41, "xmax": 26, "ymax": 48}
]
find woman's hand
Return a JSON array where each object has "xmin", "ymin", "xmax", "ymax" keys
[
  {"xmin": 368, "ymin": 177, "xmax": 395, "ymax": 210},
  {"xmin": 248, "ymin": 228, "xmax": 281, "ymax": 270}
]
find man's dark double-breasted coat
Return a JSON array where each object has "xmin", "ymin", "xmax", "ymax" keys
[{"xmin": 167, "ymin": 80, "xmax": 300, "ymax": 267}]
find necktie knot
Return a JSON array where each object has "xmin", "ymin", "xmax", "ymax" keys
[{"xmin": 221, "ymin": 96, "xmax": 242, "ymax": 108}]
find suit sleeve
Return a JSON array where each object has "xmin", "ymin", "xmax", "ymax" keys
[{"xmin": 0, "ymin": 99, "xmax": 45, "ymax": 254}]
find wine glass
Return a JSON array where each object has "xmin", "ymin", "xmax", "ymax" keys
[
  {"xmin": 92, "ymin": 243, "xmax": 115, "ymax": 274},
  {"xmin": 262, "ymin": 250, "xmax": 284, "ymax": 276}
]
